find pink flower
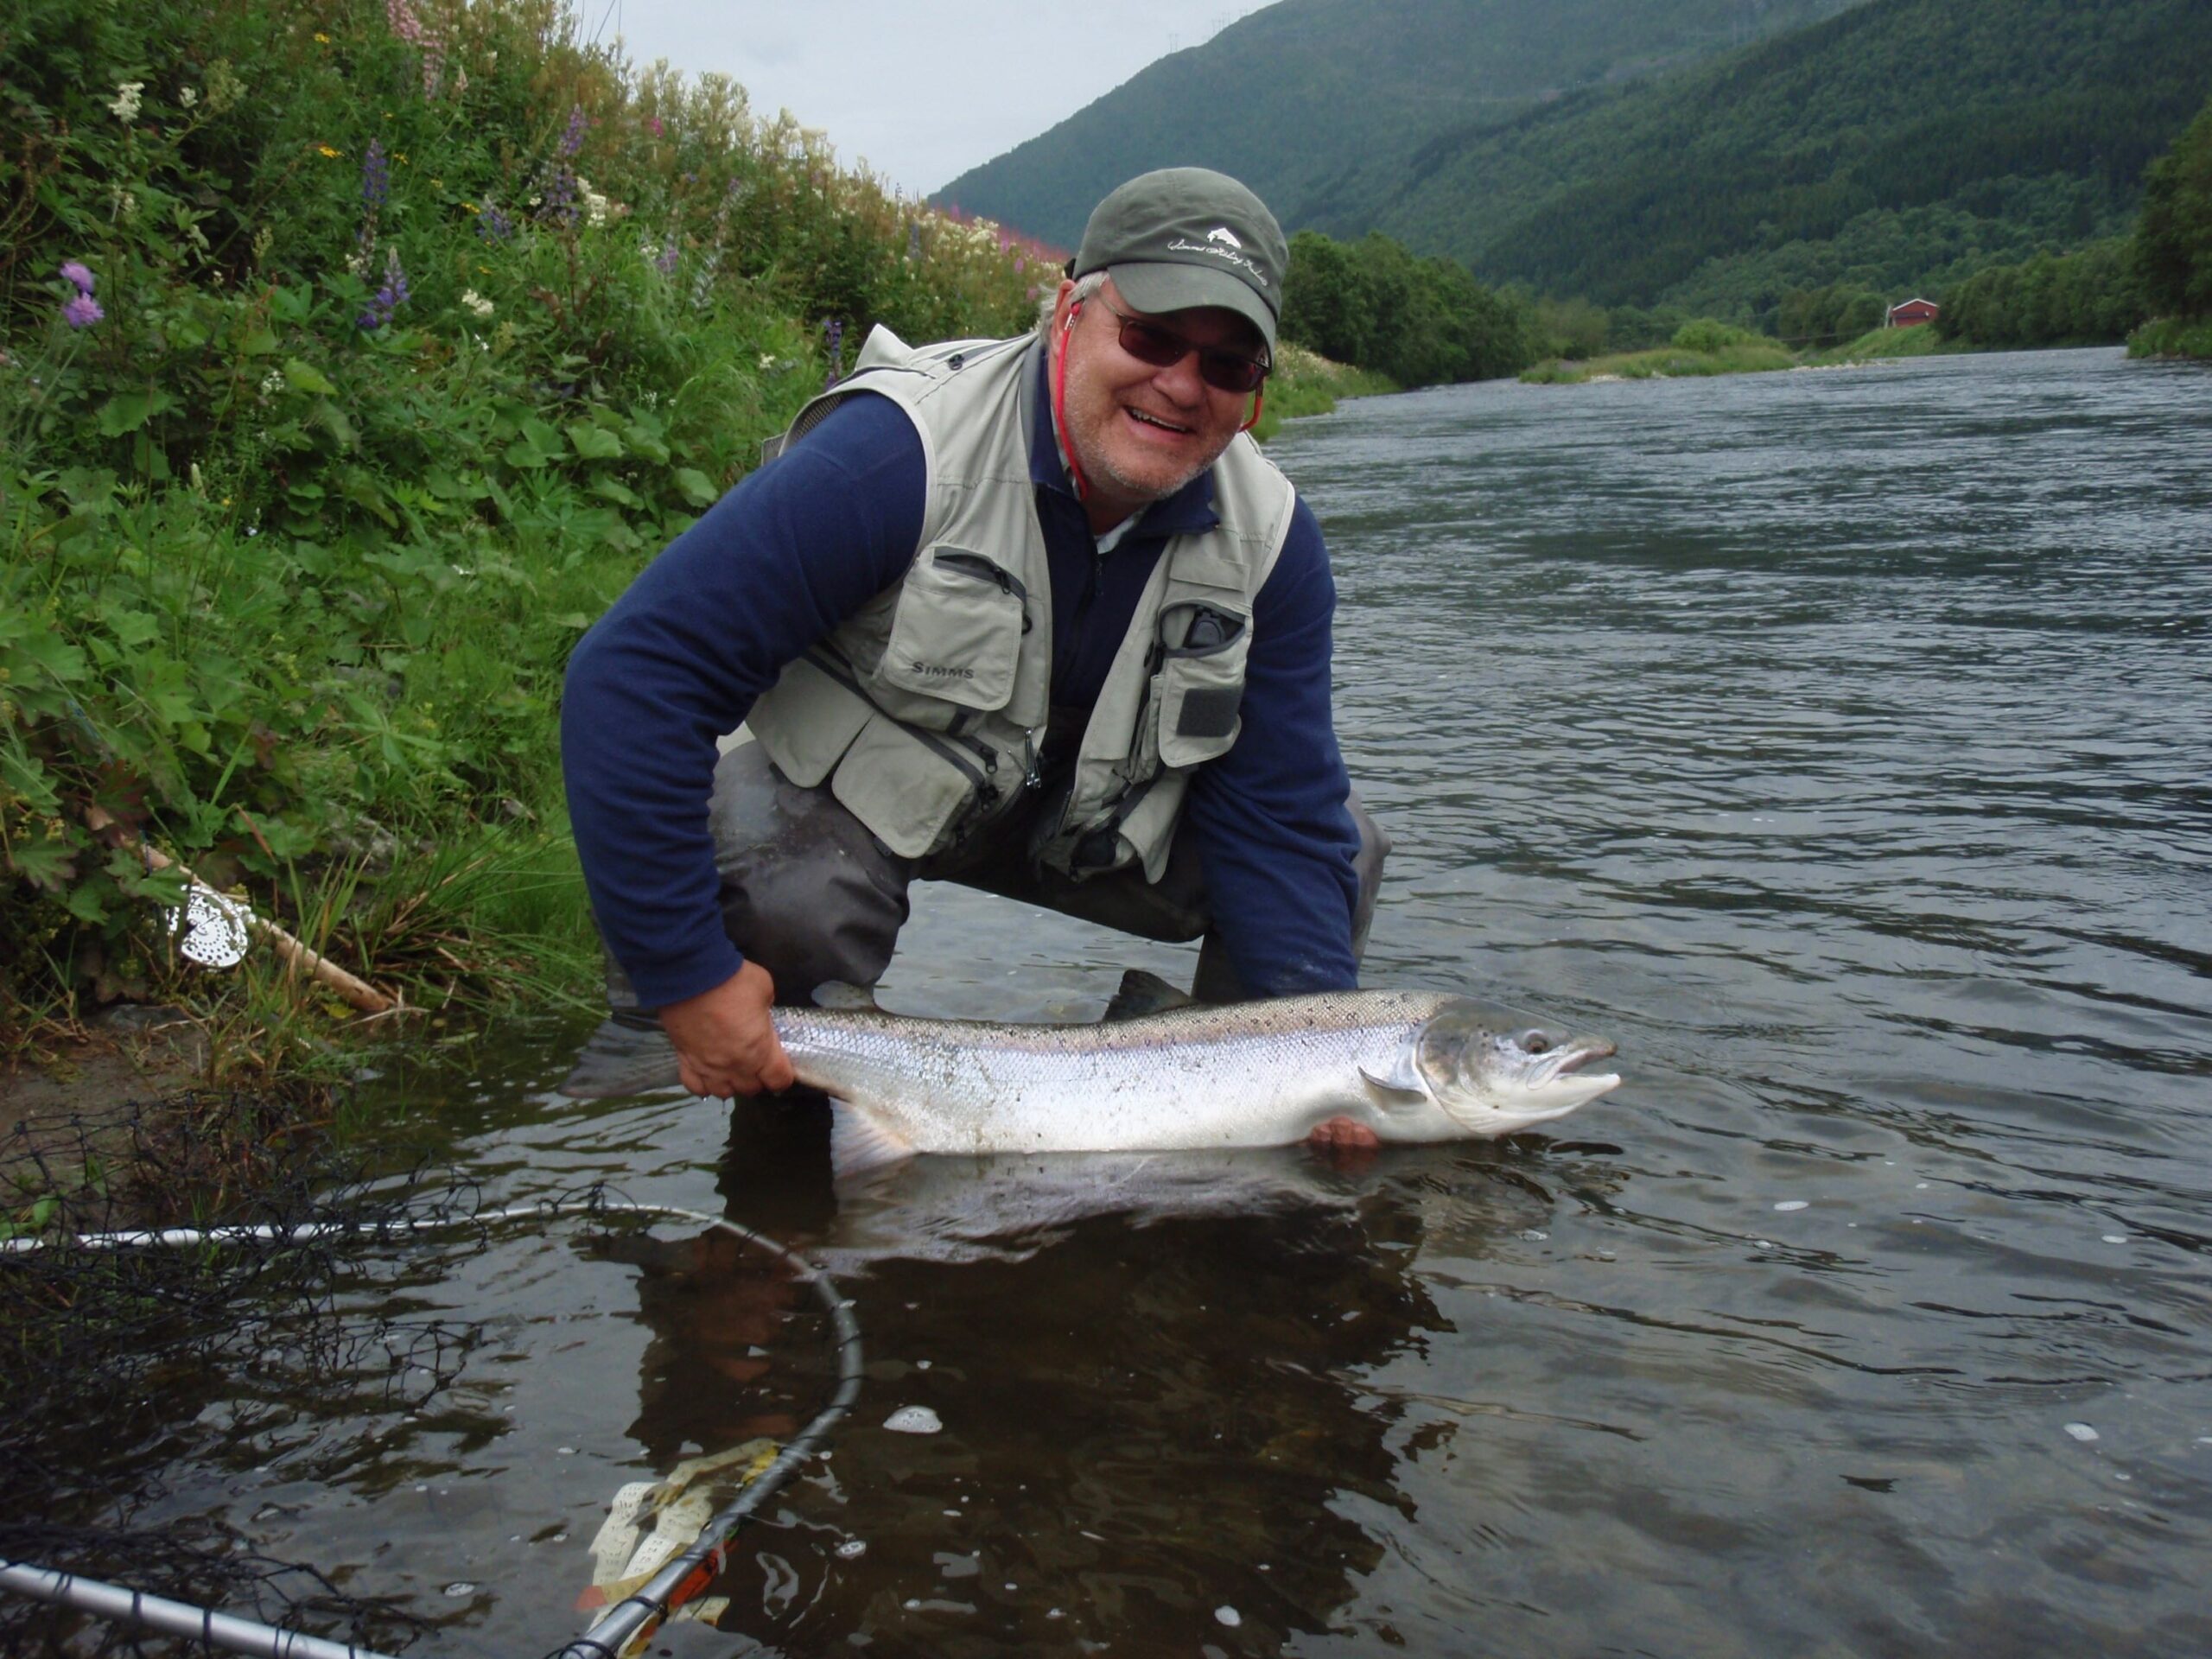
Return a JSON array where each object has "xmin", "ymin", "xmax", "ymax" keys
[
  {"xmin": 60, "ymin": 260, "xmax": 94, "ymax": 293},
  {"xmin": 63, "ymin": 293, "xmax": 104, "ymax": 327}
]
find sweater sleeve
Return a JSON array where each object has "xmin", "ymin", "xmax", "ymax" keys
[
  {"xmin": 559, "ymin": 394, "xmax": 925, "ymax": 1007},
  {"xmin": 1180, "ymin": 498, "xmax": 1363, "ymax": 995}
]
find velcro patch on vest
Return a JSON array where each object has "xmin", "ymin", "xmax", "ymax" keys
[{"xmin": 1174, "ymin": 687, "xmax": 1242, "ymax": 741}]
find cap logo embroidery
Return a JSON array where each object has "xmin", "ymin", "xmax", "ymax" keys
[
  {"xmin": 1165, "ymin": 236, "xmax": 1270, "ymax": 288},
  {"xmin": 1206, "ymin": 226, "xmax": 1243, "ymax": 249}
]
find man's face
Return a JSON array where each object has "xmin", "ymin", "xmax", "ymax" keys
[{"xmin": 1052, "ymin": 276, "xmax": 1265, "ymax": 525}]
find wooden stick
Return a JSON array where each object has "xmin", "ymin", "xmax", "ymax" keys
[{"xmin": 82, "ymin": 807, "xmax": 400, "ymax": 1015}]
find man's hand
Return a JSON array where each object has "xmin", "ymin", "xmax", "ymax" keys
[{"xmin": 659, "ymin": 961, "xmax": 795, "ymax": 1099}]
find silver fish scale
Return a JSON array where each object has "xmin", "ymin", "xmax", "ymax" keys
[{"xmin": 773, "ymin": 990, "xmax": 1467, "ymax": 1154}]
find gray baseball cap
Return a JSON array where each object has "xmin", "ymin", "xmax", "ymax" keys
[{"xmin": 1073, "ymin": 168, "xmax": 1288, "ymax": 354}]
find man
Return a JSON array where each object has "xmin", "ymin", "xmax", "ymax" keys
[{"xmin": 560, "ymin": 168, "xmax": 1389, "ymax": 1122}]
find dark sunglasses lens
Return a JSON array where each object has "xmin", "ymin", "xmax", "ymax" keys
[
  {"xmin": 1199, "ymin": 352, "xmax": 1267, "ymax": 393},
  {"xmin": 1118, "ymin": 319, "xmax": 1187, "ymax": 368},
  {"xmin": 1118, "ymin": 318, "xmax": 1266, "ymax": 394}
]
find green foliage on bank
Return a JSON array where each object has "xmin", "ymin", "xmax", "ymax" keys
[
  {"xmin": 1278, "ymin": 230, "xmax": 1538, "ymax": 387},
  {"xmin": 1936, "ymin": 239, "xmax": 2146, "ymax": 349},
  {"xmin": 2127, "ymin": 93, "xmax": 2212, "ymax": 358},
  {"xmin": 0, "ymin": 0, "xmax": 1039, "ymax": 1036}
]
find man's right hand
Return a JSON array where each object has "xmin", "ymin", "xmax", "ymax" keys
[{"xmin": 659, "ymin": 960, "xmax": 796, "ymax": 1099}]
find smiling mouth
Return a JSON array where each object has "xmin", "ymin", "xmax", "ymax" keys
[{"xmin": 1126, "ymin": 408, "xmax": 1193, "ymax": 435}]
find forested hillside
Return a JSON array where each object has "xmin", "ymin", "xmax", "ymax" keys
[
  {"xmin": 936, "ymin": 0, "xmax": 1866, "ymax": 248},
  {"xmin": 1382, "ymin": 0, "xmax": 2212, "ymax": 318}
]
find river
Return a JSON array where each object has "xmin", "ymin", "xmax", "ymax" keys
[{"xmin": 19, "ymin": 346, "xmax": 2211, "ymax": 1657}]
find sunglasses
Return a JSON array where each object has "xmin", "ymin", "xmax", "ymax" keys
[{"xmin": 1094, "ymin": 298, "xmax": 1270, "ymax": 395}]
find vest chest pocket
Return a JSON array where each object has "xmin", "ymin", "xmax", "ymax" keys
[
  {"xmin": 876, "ymin": 545, "xmax": 1029, "ymax": 712},
  {"xmin": 1154, "ymin": 601, "xmax": 1251, "ymax": 769}
]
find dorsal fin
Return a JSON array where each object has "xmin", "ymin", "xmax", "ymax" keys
[{"xmin": 1103, "ymin": 968, "xmax": 1197, "ymax": 1022}]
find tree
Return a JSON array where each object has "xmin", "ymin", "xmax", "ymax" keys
[{"xmin": 2134, "ymin": 94, "xmax": 2212, "ymax": 317}]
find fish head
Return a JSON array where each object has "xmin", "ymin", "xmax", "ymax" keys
[{"xmin": 1417, "ymin": 1002, "xmax": 1621, "ymax": 1135}]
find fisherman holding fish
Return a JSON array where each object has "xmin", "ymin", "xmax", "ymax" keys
[{"xmin": 562, "ymin": 168, "xmax": 1389, "ymax": 1137}]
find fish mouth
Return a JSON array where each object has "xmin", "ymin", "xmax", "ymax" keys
[{"xmin": 1534, "ymin": 1038, "xmax": 1622, "ymax": 1102}]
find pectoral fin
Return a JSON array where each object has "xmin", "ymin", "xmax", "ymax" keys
[
  {"xmin": 1359, "ymin": 1042, "xmax": 1429, "ymax": 1105},
  {"xmin": 830, "ymin": 1102, "xmax": 918, "ymax": 1180}
]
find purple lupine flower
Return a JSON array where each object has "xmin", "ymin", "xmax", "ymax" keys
[
  {"xmin": 63, "ymin": 292, "xmax": 104, "ymax": 327},
  {"xmin": 823, "ymin": 316, "xmax": 845, "ymax": 388},
  {"xmin": 540, "ymin": 163, "xmax": 577, "ymax": 226},
  {"xmin": 358, "ymin": 245, "xmax": 410, "ymax": 328},
  {"xmin": 362, "ymin": 139, "xmax": 390, "ymax": 208},
  {"xmin": 476, "ymin": 200, "xmax": 512, "ymax": 241},
  {"xmin": 559, "ymin": 106, "xmax": 587, "ymax": 157},
  {"xmin": 656, "ymin": 238, "xmax": 679, "ymax": 276},
  {"xmin": 60, "ymin": 261, "xmax": 94, "ymax": 294}
]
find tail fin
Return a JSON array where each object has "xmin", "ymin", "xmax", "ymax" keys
[{"xmin": 560, "ymin": 1014, "xmax": 684, "ymax": 1098}]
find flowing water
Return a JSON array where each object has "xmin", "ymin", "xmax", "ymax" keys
[{"xmin": 22, "ymin": 347, "xmax": 2212, "ymax": 1656}]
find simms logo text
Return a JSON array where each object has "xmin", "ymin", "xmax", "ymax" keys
[{"xmin": 910, "ymin": 661, "xmax": 976, "ymax": 679}]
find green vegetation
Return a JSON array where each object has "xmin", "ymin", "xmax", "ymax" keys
[
  {"xmin": 937, "ymin": 0, "xmax": 1866, "ymax": 249},
  {"xmin": 1279, "ymin": 231, "xmax": 1536, "ymax": 387},
  {"xmin": 1520, "ymin": 319, "xmax": 1797, "ymax": 384},
  {"xmin": 1936, "ymin": 239, "xmax": 2145, "ymax": 349},
  {"xmin": 1248, "ymin": 346, "xmax": 1397, "ymax": 442},
  {"xmin": 2127, "ymin": 93, "xmax": 2212, "ymax": 358},
  {"xmin": 0, "ymin": 0, "xmax": 1039, "ymax": 1062},
  {"xmin": 1397, "ymin": 0, "xmax": 2209, "ymax": 324}
]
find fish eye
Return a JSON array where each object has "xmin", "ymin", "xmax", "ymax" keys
[{"xmin": 1518, "ymin": 1030, "xmax": 1552, "ymax": 1054}]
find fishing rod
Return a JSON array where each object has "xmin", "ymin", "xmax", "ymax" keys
[{"xmin": 0, "ymin": 1195, "xmax": 864, "ymax": 1659}]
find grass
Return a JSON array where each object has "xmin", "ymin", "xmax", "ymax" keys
[
  {"xmin": 1, "ymin": 0, "xmax": 1046, "ymax": 1103},
  {"xmin": 1250, "ymin": 344, "xmax": 1398, "ymax": 439},
  {"xmin": 2126, "ymin": 316, "xmax": 2212, "ymax": 358}
]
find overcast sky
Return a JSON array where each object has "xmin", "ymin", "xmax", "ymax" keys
[{"xmin": 591, "ymin": 0, "xmax": 1276, "ymax": 199}]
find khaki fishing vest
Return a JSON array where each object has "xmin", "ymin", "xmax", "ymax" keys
[{"xmin": 747, "ymin": 325, "xmax": 1297, "ymax": 880}]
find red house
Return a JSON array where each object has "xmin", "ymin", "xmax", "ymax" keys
[{"xmin": 1887, "ymin": 297, "xmax": 1940, "ymax": 327}]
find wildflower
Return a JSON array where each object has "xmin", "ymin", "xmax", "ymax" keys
[
  {"xmin": 60, "ymin": 261, "xmax": 93, "ymax": 294},
  {"xmin": 259, "ymin": 369, "xmax": 283, "ymax": 396},
  {"xmin": 358, "ymin": 245, "xmax": 410, "ymax": 328},
  {"xmin": 205, "ymin": 60, "xmax": 243, "ymax": 113},
  {"xmin": 362, "ymin": 139, "xmax": 390, "ymax": 207},
  {"xmin": 319, "ymin": 145, "xmax": 342, "ymax": 159},
  {"xmin": 108, "ymin": 80, "xmax": 144, "ymax": 120},
  {"xmin": 453, "ymin": 69, "xmax": 467, "ymax": 95},
  {"xmin": 657, "ymin": 239, "xmax": 679, "ymax": 276},
  {"xmin": 63, "ymin": 293, "xmax": 104, "ymax": 328},
  {"xmin": 180, "ymin": 86, "xmax": 199, "ymax": 108},
  {"xmin": 461, "ymin": 289, "xmax": 493, "ymax": 318},
  {"xmin": 647, "ymin": 116, "xmax": 663, "ymax": 137},
  {"xmin": 823, "ymin": 317, "xmax": 844, "ymax": 389},
  {"xmin": 759, "ymin": 353, "xmax": 776, "ymax": 369},
  {"xmin": 476, "ymin": 201, "xmax": 512, "ymax": 241},
  {"xmin": 560, "ymin": 105, "xmax": 587, "ymax": 157},
  {"xmin": 315, "ymin": 32, "xmax": 330, "ymax": 42}
]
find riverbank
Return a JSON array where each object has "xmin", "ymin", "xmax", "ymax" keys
[
  {"xmin": 1251, "ymin": 345, "xmax": 1399, "ymax": 438},
  {"xmin": 0, "ymin": 0, "xmax": 1052, "ymax": 1215},
  {"xmin": 2126, "ymin": 315, "xmax": 2212, "ymax": 358},
  {"xmin": 1520, "ymin": 320, "xmax": 1952, "ymax": 385}
]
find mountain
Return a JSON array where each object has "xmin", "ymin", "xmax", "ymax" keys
[
  {"xmin": 1379, "ymin": 0, "xmax": 2212, "ymax": 313},
  {"xmin": 940, "ymin": 0, "xmax": 2210, "ymax": 322},
  {"xmin": 935, "ymin": 0, "xmax": 1870, "ymax": 248}
]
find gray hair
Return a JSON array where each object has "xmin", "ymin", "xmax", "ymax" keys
[{"xmin": 1035, "ymin": 269, "xmax": 1108, "ymax": 340}]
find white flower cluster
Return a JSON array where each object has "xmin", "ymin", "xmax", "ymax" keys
[
  {"xmin": 461, "ymin": 289, "xmax": 494, "ymax": 318},
  {"xmin": 109, "ymin": 80, "xmax": 144, "ymax": 120},
  {"xmin": 577, "ymin": 176, "xmax": 613, "ymax": 227}
]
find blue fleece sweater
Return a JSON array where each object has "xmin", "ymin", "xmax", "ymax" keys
[{"xmin": 561, "ymin": 349, "xmax": 1361, "ymax": 1007}]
